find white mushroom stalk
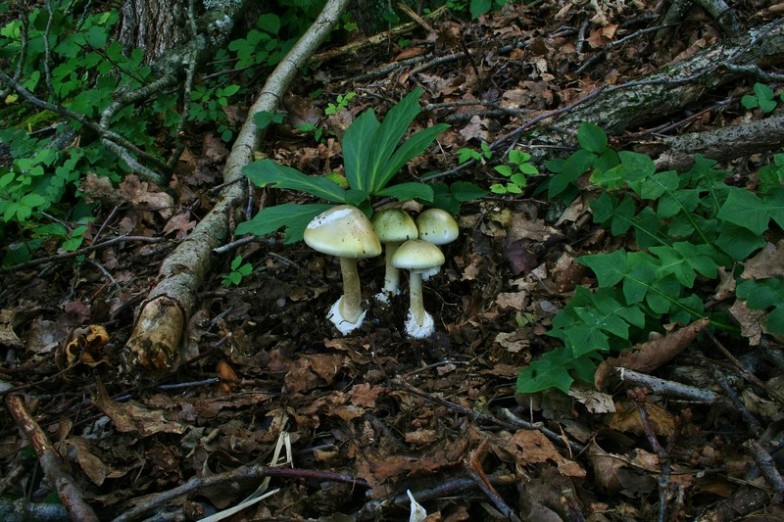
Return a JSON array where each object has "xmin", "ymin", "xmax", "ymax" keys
[
  {"xmin": 304, "ymin": 205, "xmax": 381, "ymax": 335},
  {"xmin": 391, "ymin": 239, "xmax": 445, "ymax": 338},
  {"xmin": 371, "ymin": 208, "xmax": 418, "ymax": 301}
]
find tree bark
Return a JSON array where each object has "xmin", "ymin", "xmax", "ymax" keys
[
  {"xmin": 119, "ymin": 0, "xmax": 185, "ymax": 61},
  {"xmin": 524, "ymin": 20, "xmax": 784, "ymax": 146},
  {"xmin": 126, "ymin": 0, "xmax": 352, "ymax": 370}
]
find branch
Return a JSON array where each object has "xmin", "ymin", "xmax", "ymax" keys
[{"xmin": 125, "ymin": 0, "xmax": 353, "ymax": 370}]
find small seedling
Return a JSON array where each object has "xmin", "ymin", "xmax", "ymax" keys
[
  {"xmin": 741, "ymin": 82, "xmax": 782, "ymax": 114},
  {"xmin": 491, "ymin": 149, "xmax": 539, "ymax": 194},
  {"xmin": 222, "ymin": 256, "xmax": 253, "ymax": 287},
  {"xmin": 324, "ymin": 92, "xmax": 357, "ymax": 116}
]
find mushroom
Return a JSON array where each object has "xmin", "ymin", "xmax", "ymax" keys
[
  {"xmin": 391, "ymin": 239, "xmax": 445, "ymax": 338},
  {"xmin": 415, "ymin": 208, "xmax": 459, "ymax": 280},
  {"xmin": 304, "ymin": 205, "xmax": 382, "ymax": 334},
  {"xmin": 371, "ymin": 208, "xmax": 419, "ymax": 301}
]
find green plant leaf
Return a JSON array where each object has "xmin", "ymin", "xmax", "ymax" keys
[
  {"xmin": 517, "ymin": 348, "xmax": 598, "ymax": 394},
  {"xmin": 235, "ymin": 202, "xmax": 333, "ymax": 243},
  {"xmin": 450, "ymin": 181, "xmax": 487, "ymax": 201},
  {"xmin": 376, "ymin": 182, "xmax": 433, "ymax": 202},
  {"xmin": 244, "ymin": 159, "xmax": 347, "ymax": 203},
  {"xmin": 717, "ymin": 188, "xmax": 770, "ymax": 235},
  {"xmin": 548, "ymin": 149, "xmax": 595, "ymax": 198},
  {"xmin": 577, "ymin": 121, "xmax": 607, "ymax": 153},
  {"xmin": 254, "ymin": 111, "xmax": 285, "ymax": 130},
  {"xmin": 342, "ymin": 109, "xmax": 380, "ymax": 191},
  {"xmin": 375, "ymin": 122, "xmax": 450, "ymax": 192}
]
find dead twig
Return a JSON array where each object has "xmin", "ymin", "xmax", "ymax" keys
[
  {"xmin": 394, "ymin": 378, "xmax": 584, "ymax": 454},
  {"xmin": 0, "ymin": 235, "xmax": 166, "ymax": 274},
  {"xmin": 112, "ymin": 464, "xmax": 367, "ymax": 522},
  {"xmin": 466, "ymin": 439, "xmax": 523, "ymax": 522},
  {"xmin": 4, "ymin": 391, "xmax": 100, "ymax": 522}
]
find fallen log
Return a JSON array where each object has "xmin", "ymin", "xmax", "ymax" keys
[{"xmin": 126, "ymin": 0, "xmax": 351, "ymax": 369}]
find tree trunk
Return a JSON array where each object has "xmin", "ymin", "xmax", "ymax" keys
[{"xmin": 119, "ymin": 0, "xmax": 186, "ymax": 61}]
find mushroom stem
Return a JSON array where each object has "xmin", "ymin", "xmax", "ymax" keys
[
  {"xmin": 408, "ymin": 271, "xmax": 426, "ymax": 326},
  {"xmin": 339, "ymin": 257, "xmax": 363, "ymax": 324},
  {"xmin": 382, "ymin": 242, "xmax": 402, "ymax": 294}
]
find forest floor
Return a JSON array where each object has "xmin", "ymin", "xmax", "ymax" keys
[{"xmin": 2, "ymin": 1, "xmax": 784, "ymax": 521}]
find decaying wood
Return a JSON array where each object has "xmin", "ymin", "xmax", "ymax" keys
[
  {"xmin": 523, "ymin": 20, "xmax": 784, "ymax": 147},
  {"xmin": 125, "ymin": 0, "xmax": 352, "ymax": 370},
  {"xmin": 4, "ymin": 392, "xmax": 100, "ymax": 522},
  {"xmin": 654, "ymin": 113, "xmax": 784, "ymax": 171}
]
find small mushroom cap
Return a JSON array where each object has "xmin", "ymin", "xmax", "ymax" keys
[
  {"xmin": 391, "ymin": 239, "xmax": 445, "ymax": 271},
  {"xmin": 304, "ymin": 205, "xmax": 382, "ymax": 258},
  {"xmin": 416, "ymin": 208, "xmax": 459, "ymax": 245},
  {"xmin": 371, "ymin": 209, "xmax": 418, "ymax": 243}
]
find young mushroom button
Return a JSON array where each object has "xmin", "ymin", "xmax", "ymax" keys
[
  {"xmin": 391, "ymin": 239, "xmax": 445, "ymax": 338},
  {"xmin": 371, "ymin": 209, "xmax": 419, "ymax": 301},
  {"xmin": 304, "ymin": 205, "xmax": 382, "ymax": 335}
]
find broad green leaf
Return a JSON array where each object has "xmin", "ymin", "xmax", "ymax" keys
[
  {"xmin": 764, "ymin": 189, "xmax": 784, "ymax": 229},
  {"xmin": 639, "ymin": 170, "xmax": 678, "ymax": 200},
  {"xmin": 366, "ymin": 88, "xmax": 424, "ymax": 192},
  {"xmin": 376, "ymin": 182, "xmax": 433, "ymax": 202},
  {"xmin": 717, "ymin": 188, "xmax": 769, "ymax": 235},
  {"xmin": 548, "ymin": 148, "xmax": 595, "ymax": 198},
  {"xmin": 737, "ymin": 278, "xmax": 784, "ymax": 310},
  {"xmin": 342, "ymin": 109, "xmax": 380, "ymax": 191},
  {"xmin": 577, "ymin": 121, "xmax": 607, "ymax": 153},
  {"xmin": 253, "ymin": 111, "xmax": 285, "ymax": 130},
  {"xmin": 715, "ymin": 222, "xmax": 766, "ymax": 260},
  {"xmin": 244, "ymin": 159, "xmax": 347, "ymax": 203},
  {"xmin": 450, "ymin": 181, "xmax": 487, "ymax": 201},
  {"xmin": 517, "ymin": 348, "xmax": 593, "ymax": 394},
  {"xmin": 375, "ymin": 123, "xmax": 449, "ymax": 192},
  {"xmin": 235, "ymin": 202, "xmax": 333, "ymax": 243},
  {"xmin": 590, "ymin": 164, "xmax": 624, "ymax": 190},
  {"xmin": 579, "ymin": 250, "xmax": 628, "ymax": 288}
]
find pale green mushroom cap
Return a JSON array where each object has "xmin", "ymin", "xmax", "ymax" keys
[
  {"xmin": 372, "ymin": 208, "xmax": 418, "ymax": 243},
  {"xmin": 391, "ymin": 239, "xmax": 445, "ymax": 271},
  {"xmin": 416, "ymin": 208, "xmax": 459, "ymax": 246},
  {"xmin": 304, "ymin": 205, "xmax": 381, "ymax": 258}
]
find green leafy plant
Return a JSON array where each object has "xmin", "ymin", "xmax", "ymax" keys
[
  {"xmin": 544, "ymin": 121, "xmax": 619, "ymax": 201},
  {"xmin": 324, "ymin": 92, "xmax": 356, "ymax": 116},
  {"xmin": 741, "ymin": 82, "xmax": 782, "ymax": 114},
  {"xmin": 456, "ymin": 141, "xmax": 493, "ymax": 164},
  {"xmin": 517, "ymin": 124, "xmax": 784, "ymax": 394},
  {"xmin": 228, "ymin": 13, "xmax": 286, "ymax": 70},
  {"xmin": 222, "ymin": 255, "xmax": 253, "ymax": 287},
  {"xmin": 189, "ymin": 84, "xmax": 241, "ymax": 141},
  {"xmin": 236, "ymin": 87, "xmax": 454, "ymax": 242},
  {"xmin": 490, "ymin": 149, "xmax": 539, "ymax": 194}
]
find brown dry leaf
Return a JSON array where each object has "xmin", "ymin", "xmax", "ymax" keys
[
  {"xmin": 215, "ymin": 359, "xmax": 237, "ymax": 393},
  {"xmin": 93, "ymin": 380, "xmax": 186, "ymax": 436},
  {"xmin": 0, "ymin": 309, "xmax": 23, "ymax": 349},
  {"xmin": 350, "ymin": 383, "xmax": 386, "ymax": 408},
  {"xmin": 608, "ymin": 400, "xmax": 675, "ymax": 437},
  {"xmin": 405, "ymin": 429, "xmax": 439, "ymax": 445},
  {"xmin": 567, "ymin": 385, "xmax": 615, "ymax": 414},
  {"xmin": 742, "ymin": 241, "xmax": 784, "ymax": 279},
  {"xmin": 119, "ymin": 174, "xmax": 175, "ymax": 219},
  {"xmin": 63, "ymin": 436, "xmax": 120, "ymax": 486},
  {"xmin": 356, "ymin": 438, "xmax": 468, "ymax": 494},
  {"xmin": 586, "ymin": 441, "xmax": 657, "ymax": 496},
  {"xmin": 493, "ymin": 330, "xmax": 530, "ymax": 354},
  {"xmin": 80, "ymin": 172, "xmax": 120, "ymax": 204},
  {"xmin": 730, "ymin": 299, "xmax": 766, "ymax": 345},
  {"xmin": 458, "ymin": 115, "xmax": 489, "ymax": 142},
  {"xmin": 494, "ymin": 429, "xmax": 586, "ymax": 478},
  {"xmin": 495, "ymin": 291, "xmax": 528, "ymax": 311},
  {"xmin": 162, "ymin": 211, "xmax": 197, "ymax": 240},
  {"xmin": 594, "ymin": 317, "xmax": 710, "ymax": 389}
]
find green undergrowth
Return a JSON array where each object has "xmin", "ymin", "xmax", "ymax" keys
[{"xmin": 516, "ymin": 122, "xmax": 784, "ymax": 394}]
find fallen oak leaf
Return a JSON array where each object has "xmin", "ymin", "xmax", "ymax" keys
[{"xmin": 594, "ymin": 317, "xmax": 711, "ymax": 390}]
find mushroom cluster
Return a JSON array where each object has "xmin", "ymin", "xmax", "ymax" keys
[{"xmin": 304, "ymin": 205, "xmax": 459, "ymax": 338}]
